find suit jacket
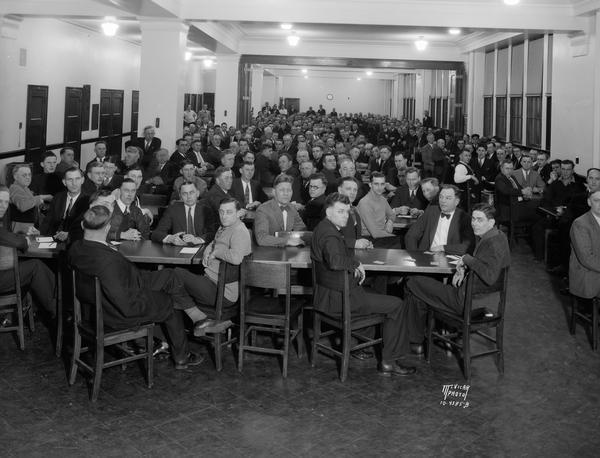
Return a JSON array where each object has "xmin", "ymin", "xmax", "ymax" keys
[
  {"xmin": 102, "ymin": 174, "xmax": 123, "ymax": 191},
  {"xmin": 420, "ymin": 145, "xmax": 446, "ymax": 181},
  {"xmin": 512, "ymin": 169, "xmax": 545, "ymax": 190},
  {"xmin": 255, "ymin": 154, "xmax": 279, "ymax": 188},
  {"xmin": 230, "ymin": 178, "xmax": 267, "ymax": 207},
  {"xmin": 462, "ymin": 227, "xmax": 511, "ymax": 295},
  {"xmin": 30, "ymin": 173, "xmax": 64, "ymax": 196},
  {"xmin": 107, "ymin": 203, "xmax": 151, "ymax": 241},
  {"xmin": 204, "ymin": 184, "xmax": 232, "ymax": 217},
  {"xmin": 569, "ymin": 212, "xmax": 600, "ymax": 298},
  {"xmin": 322, "ymin": 168, "xmax": 341, "ymax": 195},
  {"xmin": 167, "ymin": 151, "xmax": 189, "ymax": 171},
  {"xmin": 68, "ymin": 239, "xmax": 175, "ymax": 329},
  {"xmin": 405, "ymin": 205, "xmax": 475, "ymax": 255},
  {"xmin": 494, "ymin": 173, "xmax": 523, "ymax": 223},
  {"xmin": 254, "ymin": 199, "xmax": 307, "ymax": 247},
  {"xmin": 131, "ymin": 137, "xmax": 162, "ymax": 170},
  {"xmin": 303, "ymin": 193, "xmax": 326, "ymax": 231},
  {"xmin": 340, "ymin": 206, "xmax": 362, "ymax": 249},
  {"xmin": 389, "ymin": 186, "xmax": 427, "ymax": 210},
  {"xmin": 151, "ymin": 201, "xmax": 215, "ymax": 243},
  {"xmin": 310, "ymin": 218, "xmax": 369, "ymax": 315},
  {"xmin": 40, "ymin": 192, "xmax": 89, "ymax": 241},
  {"xmin": 471, "ymin": 157, "xmax": 497, "ymax": 184},
  {"xmin": 206, "ymin": 145, "xmax": 223, "ymax": 168},
  {"xmin": 81, "ymin": 179, "xmax": 101, "ymax": 197},
  {"xmin": 368, "ymin": 157, "xmax": 394, "ymax": 175}
]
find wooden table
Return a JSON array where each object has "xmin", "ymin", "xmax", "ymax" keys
[
  {"xmin": 538, "ymin": 206, "xmax": 563, "ymax": 219},
  {"xmin": 250, "ymin": 245, "xmax": 455, "ymax": 274},
  {"xmin": 116, "ymin": 240, "xmax": 201, "ymax": 265},
  {"xmin": 393, "ymin": 215, "xmax": 418, "ymax": 229}
]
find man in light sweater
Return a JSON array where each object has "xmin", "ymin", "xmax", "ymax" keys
[
  {"xmin": 182, "ymin": 197, "xmax": 251, "ymax": 310},
  {"xmin": 357, "ymin": 172, "xmax": 402, "ymax": 248}
]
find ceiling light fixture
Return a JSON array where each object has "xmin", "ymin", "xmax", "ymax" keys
[
  {"xmin": 415, "ymin": 36, "xmax": 428, "ymax": 51},
  {"xmin": 356, "ymin": 77, "xmax": 362, "ymax": 81},
  {"xmin": 448, "ymin": 28, "xmax": 461, "ymax": 35},
  {"xmin": 304, "ymin": 75, "xmax": 308, "ymax": 79},
  {"xmin": 280, "ymin": 23, "xmax": 293, "ymax": 30},
  {"xmin": 203, "ymin": 58, "xmax": 214, "ymax": 68},
  {"xmin": 287, "ymin": 32, "xmax": 300, "ymax": 46},
  {"xmin": 184, "ymin": 51, "xmax": 192, "ymax": 61},
  {"xmin": 101, "ymin": 17, "xmax": 118, "ymax": 36},
  {"xmin": 301, "ymin": 68, "xmax": 308, "ymax": 74},
  {"xmin": 366, "ymin": 70, "xmax": 373, "ymax": 76},
  {"xmin": 503, "ymin": 0, "xmax": 520, "ymax": 5}
]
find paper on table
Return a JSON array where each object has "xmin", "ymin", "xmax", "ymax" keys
[
  {"xmin": 38, "ymin": 242, "xmax": 57, "ymax": 249},
  {"xmin": 179, "ymin": 247, "xmax": 200, "ymax": 254},
  {"xmin": 110, "ymin": 241, "xmax": 122, "ymax": 246},
  {"xmin": 36, "ymin": 237, "xmax": 54, "ymax": 243}
]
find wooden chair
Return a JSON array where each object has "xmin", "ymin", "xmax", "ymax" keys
[
  {"xmin": 0, "ymin": 248, "xmax": 34, "ymax": 350},
  {"xmin": 195, "ymin": 260, "xmax": 243, "ymax": 371},
  {"xmin": 426, "ymin": 267, "xmax": 510, "ymax": 380},
  {"xmin": 274, "ymin": 231, "xmax": 313, "ymax": 296},
  {"xmin": 570, "ymin": 296, "xmax": 599, "ymax": 351},
  {"xmin": 238, "ymin": 260, "xmax": 304, "ymax": 377},
  {"xmin": 310, "ymin": 262, "xmax": 386, "ymax": 382},
  {"xmin": 69, "ymin": 271, "xmax": 154, "ymax": 402}
]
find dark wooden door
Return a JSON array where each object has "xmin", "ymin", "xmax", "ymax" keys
[
  {"xmin": 284, "ymin": 98, "xmax": 300, "ymax": 114},
  {"xmin": 131, "ymin": 90, "xmax": 139, "ymax": 140},
  {"xmin": 64, "ymin": 87, "xmax": 83, "ymax": 161},
  {"xmin": 203, "ymin": 92, "xmax": 215, "ymax": 121},
  {"xmin": 25, "ymin": 85, "xmax": 48, "ymax": 166},
  {"xmin": 99, "ymin": 89, "xmax": 124, "ymax": 158}
]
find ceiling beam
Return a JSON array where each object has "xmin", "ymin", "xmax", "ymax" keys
[
  {"xmin": 190, "ymin": 21, "xmax": 241, "ymax": 54},
  {"xmin": 0, "ymin": 0, "xmax": 125, "ymax": 18}
]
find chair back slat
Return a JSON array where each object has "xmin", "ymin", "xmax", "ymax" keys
[
  {"xmin": 241, "ymin": 260, "xmax": 290, "ymax": 290},
  {"xmin": 72, "ymin": 270, "xmax": 104, "ymax": 338},
  {"xmin": 463, "ymin": 266, "xmax": 509, "ymax": 323}
]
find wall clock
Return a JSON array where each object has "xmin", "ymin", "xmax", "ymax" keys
[{"xmin": 326, "ymin": 93, "xmax": 333, "ymax": 100}]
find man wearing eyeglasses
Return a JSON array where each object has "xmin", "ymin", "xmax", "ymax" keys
[{"xmin": 303, "ymin": 173, "xmax": 328, "ymax": 231}]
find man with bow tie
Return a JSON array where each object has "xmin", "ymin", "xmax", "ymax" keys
[
  {"xmin": 405, "ymin": 185, "xmax": 475, "ymax": 255},
  {"xmin": 106, "ymin": 179, "xmax": 150, "ymax": 242},
  {"xmin": 254, "ymin": 174, "xmax": 306, "ymax": 247}
]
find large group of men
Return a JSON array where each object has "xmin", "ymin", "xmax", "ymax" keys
[{"xmin": 2, "ymin": 105, "xmax": 599, "ymax": 374}]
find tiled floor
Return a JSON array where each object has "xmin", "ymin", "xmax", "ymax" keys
[{"xmin": 2, "ymin": 244, "xmax": 600, "ymax": 457}]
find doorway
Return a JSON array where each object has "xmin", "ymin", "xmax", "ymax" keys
[
  {"xmin": 64, "ymin": 87, "xmax": 83, "ymax": 162},
  {"xmin": 99, "ymin": 89, "xmax": 124, "ymax": 158},
  {"xmin": 25, "ymin": 85, "xmax": 48, "ymax": 167},
  {"xmin": 284, "ymin": 98, "xmax": 300, "ymax": 114}
]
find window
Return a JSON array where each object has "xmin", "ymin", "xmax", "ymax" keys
[
  {"xmin": 442, "ymin": 98, "xmax": 448, "ymax": 128},
  {"xmin": 495, "ymin": 97, "xmax": 507, "ymax": 141},
  {"xmin": 526, "ymin": 95, "xmax": 542, "ymax": 147},
  {"xmin": 546, "ymin": 96, "xmax": 552, "ymax": 150},
  {"xmin": 510, "ymin": 97, "xmax": 523, "ymax": 144},
  {"xmin": 483, "ymin": 97, "xmax": 493, "ymax": 137}
]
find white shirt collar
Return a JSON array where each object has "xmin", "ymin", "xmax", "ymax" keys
[{"xmin": 116, "ymin": 199, "xmax": 129, "ymax": 214}]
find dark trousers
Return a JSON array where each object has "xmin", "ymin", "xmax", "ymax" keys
[
  {"xmin": 0, "ymin": 259, "xmax": 56, "ymax": 315},
  {"xmin": 356, "ymin": 287, "xmax": 410, "ymax": 361},
  {"xmin": 177, "ymin": 271, "xmax": 235, "ymax": 309},
  {"xmin": 406, "ymin": 275, "xmax": 464, "ymax": 343},
  {"xmin": 140, "ymin": 269, "xmax": 193, "ymax": 362}
]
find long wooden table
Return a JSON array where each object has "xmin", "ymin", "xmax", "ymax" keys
[
  {"xmin": 116, "ymin": 240, "xmax": 200, "ymax": 264},
  {"xmin": 250, "ymin": 245, "xmax": 455, "ymax": 274},
  {"xmin": 393, "ymin": 214, "xmax": 418, "ymax": 230}
]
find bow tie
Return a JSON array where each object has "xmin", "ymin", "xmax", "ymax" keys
[
  {"xmin": 279, "ymin": 205, "xmax": 290, "ymax": 212},
  {"xmin": 441, "ymin": 213, "xmax": 451, "ymax": 219}
]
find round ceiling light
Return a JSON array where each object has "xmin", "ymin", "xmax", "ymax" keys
[
  {"xmin": 287, "ymin": 33, "xmax": 300, "ymax": 46},
  {"xmin": 101, "ymin": 17, "xmax": 118, "ymax": 36},
  {"xmin": 366, "ymin": 70, "xmax": 373, "ymax": 76},
  {"xmin": 280, "ymin": 23, "xmax": 293, "ymax": 30},
  {"xmin": 449, "ymin": 28, "xmax": 461, "ymax": 35},
  {"xmin": 504, "ymin": 0, "xmax": 520, "ymax": 5},
  {"xmin": 415, "ymin": 37, "xmax": 428, "ymax": 51}
]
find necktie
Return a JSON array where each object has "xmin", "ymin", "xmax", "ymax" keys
[
  {"xmin": 280, "ymin": 205, "xmax": 289, "ymax": 231},
  {"xmin": 509, "ymin": 177, "xmax": 519, "ymax": 189},
  {"xmin": 410, "ymin": 190, "xmax": 415, "ymax": 199},
  {"xmin": 64, "ymin": 197, "xmax": 73, "ymax": 218},
  {"xmin": 479, "ymin": 159, "xmax": 484, "ymax": 167},
  {"xmin": 441, "ymin": 213, "xmax": 451, "ymax": 219},
  {"xmin": 187, "ymin": 207, "xmax": 196, "ymax": 236},
  {"xmin": 524, "ymin": 171, "xmax": 529, "ymax": 183},
  {"xmin": 244, "ymin": 183, "xmax": 250, "ymax": 205},
  {"xmin": 123, "ymin": 206, "xmax": 130, "ymax": 216}
]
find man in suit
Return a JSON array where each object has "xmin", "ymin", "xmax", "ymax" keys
[
  {"xmin": 385, "ymin": 152, "xmax": 409, "ymax": 190},
  {"xmin": 368, "ymin": 145, "xmax": 394, "ymax": 176},
  {"xmin": 406, "ymin": 203, "xmax": 510, "ymax": 349},
  {"xmin": 106, "ymin": 178, "xmax": 150, "ymax": 242},
  {"xmin": 206, "ymin": 134, "xmax": 224, "ymax": 168},
  {"xmin": 101, "ymin": 158, "xmax": 123, "ymax": 191},
  {"xmin": 298, "ymin": 160, "xmax": 316, "ymax": 204},
  {"xmin": 321, "ymin": 153, "xmax": 341, "ymax": 194},
  {"xmin": 494, "ymin": 161, "xmax": 539, "ymax": 225},
  {"xmin": 390, "ymin": 167, "xmax": 427, "ymax": 216},
  {"xmin": 85, "ymin": 141, "xmax": 111, "ymax": 170},
  {"xmin": 168, "ymin": 138, "xmax": 191, "ymax": 171},
  {"xmin": 471, "ymin": 145, "xmax": 496, "ymax": 191},
  {"xmin": 303, "ymin": 172, "xmax": 328, "ymax": 231},
  {"xmin": 143, "ymin": 148, "xmax": 178, "ymax": 195},
  {"xmin": 569, "ymin": 190, "xmax": 600, "ymax": 300},
  {"xmin": 0, "ymin": 185, "xmax": 56, "ymax": 319},
  {"xmin": 204, "ymin": 166, "xmax": 233, "ymax": 221},
  {"xmin": 116, "ymin": 146, "xmax": 141, "ymax": 176},
  {"xmin": 81, "ymin": 161, "xmax": 105, "ymax": 196},
  {"xmin": 311, "ymin": 192, "xmax": 415, "ymax": 376},
  {"xmin": 171, "ymin": 160, "xmax": 208, "ymax": 201},
  {"xmin": 513, "ymin": 155, "xmax": 545, "ymax": 197},
  {"xmin": 187, "ymin": 139, "xmax": 214, "ymax": 176},
  {"xmin": 543, "ymin": 159, "xmax": 585, "ymax": 208},
  {"xmin": 254, "ymin": 174, "xmax": 307, "ymax": 247},
  {"xmin": 405, "ymin": 185, "xmax": 475, "ymax": 255},
  {"xmin": 31, "ymin": 151, "xmax": 64, "ymax": 198},
  {"xmin": 152, "ymin": 181, "xmax": 215, "ymax": 246},
  {"xmin": 55, "ymin": 147, "xmax": 79, "ymax": 178},
  {"xmin": 40, "ymin": 167, "xmax": 89, "ymax": 243},
  {"xmin": 69, "ymin": 205, "xmax": 229, "ymax": 369},
  {"xmin": 337, "ymin": 177, "xmax": 373, "ymax": 250},
  {"xmin": 255, "ymin": 143, "xmax": 279, "ymax": 189},
  {"xmin": 131, "ymin": 126, "xmax": 162, "ymax": 170},
  {"xmin": 230, "ymin": 161, "xmax": 267, "ymax": 210}
]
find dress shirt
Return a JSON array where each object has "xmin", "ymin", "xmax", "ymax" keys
[
  {"xmin": 281, "ymin": 206, "xmax": 288, "ymax": 231},
  {"xmin": 64, "ymin": 193, "xmax": 81, "ymax": 218},
  {"xmin": 242, "ymin": 179, "xmax": 253, "ymax": 204},
  {"xmin": 454, "ymin": 162, "xmax": 475, "ymax": 184},
  {"xmin": 593, "ymin": 213, "xmax": 600, "ymax": 228},
  {"xmin": 431, "ymin": 210, "xmax": 455, "ymax": 249},
  {"xmin": 116, "ymin": 199, "xmax": 130, "ymax": 215},
  {"xmin": 185, "ymin": 204, "xmax": 196, "ymax": 233}
]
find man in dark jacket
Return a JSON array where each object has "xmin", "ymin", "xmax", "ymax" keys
[{"xmin": 311, "ymin": 192, "xmax": 415, "ymax": 376}]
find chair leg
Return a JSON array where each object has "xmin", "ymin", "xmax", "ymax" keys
[
  {"xmin": 214, "ymin": 333, "xmax": 223, "ymax": 372},
  {"xmin": 17, "ymin": 301, "xmax": 25, "ymax": 351},
  {"xmin": 237, "ymin": 320, "xmax": 246, "ymax": 373},
  {"xmin": 495, "ymin": 323, "xmax": 505, "ymax": 374},
  {"xmin": 27, "ymin": 298, "xmax": 35, "ymax": 333},
  {"xmin": 425, "ymin": 309, "xmax": 434, "ymax": 363},
  {"xmin": 462, "ymin": 325, "xmax": 471, "ymax": 381},
  {"xmin": 311, "ymin": 313, "xmax": 320, "ymax": 367},
  {"xmin": 90, "ymin": 342, "xmax": 104, "ymax": 402},
  {"xmin": 69, "ymin": 329, "xmax": 81, "ymax": 385},
  {"xmin": 147, "ymin": 328, "xmax": 154, "ymax": 389},
  {"xmin": 593, "ymin": 298, "xmax": 599, "ymax": 351},
  {"xmin": 570, "ymin": 296, "xmax": 577, "ymax": 335},
  {"xmin": 340, "ymin": 325, "xmax": 351, "ymax": 383},
  {"xmin": 296, "ymin": 311, "xmax": 305, "ymax": 359},
  {"xmin": 282, "ymin": 324, "xmax": 290, "ymax": 378}
]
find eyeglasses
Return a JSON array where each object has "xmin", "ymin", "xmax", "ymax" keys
[{"xmin": 309, "ymin": 185, "xmax": 323, "ymax": 190}]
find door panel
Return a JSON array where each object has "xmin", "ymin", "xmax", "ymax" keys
[
  {"xmin": 25, "ymin": 85, "xmax": 49, "ymax": 167},
  {"xmin": 64, "ymin": 87, "xmax": 83, "ymax": 161}
]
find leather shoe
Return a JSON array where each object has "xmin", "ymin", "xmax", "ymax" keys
[
  {"xmin": 351, "ymin": 349, "xmax": 374, "ymax": 361},
  {"xmin": 410, "ymin": 344, "xmax": 424, "ymax": 356},
  {"xmin": 174, "ymin": 352, "xmax": 204, "ymax": 370},
  {"xmin": 193, "ymin": 318, "xmax": 233, "ymax": 337},
  {"xmin": 377, "ymin": 361, "xmax": 416, "ymax": 376}
]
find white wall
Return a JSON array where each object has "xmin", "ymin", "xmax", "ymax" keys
[
  {"xmin": 0, "ymin": 18, "xmax": 141, "ymax": 179},
  {"xmin": 551, "ymin": 33, "xmax": 596, "ymax": 170},
  {"xmin": 262, "ymin": 75, "xmax": 276, "ymax": 106},
  {"xmin": 268, "ymin": 75, "xmax": 391, "ymax": 115}
]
